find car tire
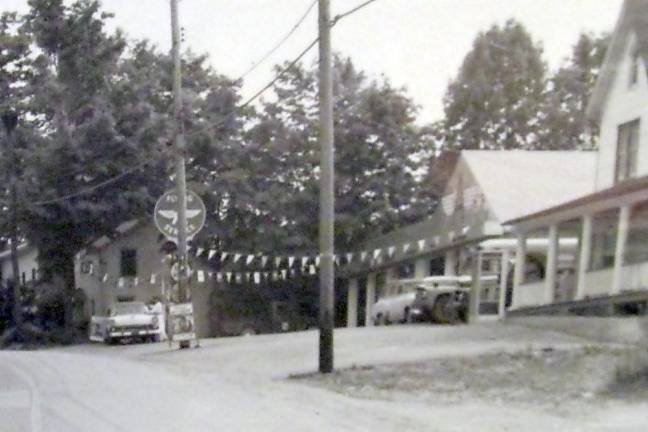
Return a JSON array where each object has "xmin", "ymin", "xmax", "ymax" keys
[
  {"xmin": 432, "ymin": 295, "xmax": 451, "ymax": 324},
  {"xmin": 403, "ymin": 308, "xmax": 412, "ymax": 324}
]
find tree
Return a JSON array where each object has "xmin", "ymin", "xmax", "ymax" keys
[
  {"xmin": 16, "ymin": 0, "xmax": 171, "ymax": 326},
  {"xmin": 238, "ymin": 56, "xmax": 434, "ymax": 255},
  {"xmin": 441, "ymin": 20, "xmax": 547, "ymax": 150},
  {"xmin": 538, "ymin": 33, "xmax": 609, "ymax": 150}
]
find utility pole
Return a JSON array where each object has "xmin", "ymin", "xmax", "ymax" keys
[
  {"xmin": 318, "ymin": 0, "xmax": 335, "ymax": 374},
  {"xmin": 170, "ymin": 0, "xmax": 191, "ymax": 349},
  {"xmin": 2, "ymin": 110, "xmax": 22, "ymax": 335},
  {"xmin": 2, "ymin": 111, "xmax": 21, "ymax": 334}
]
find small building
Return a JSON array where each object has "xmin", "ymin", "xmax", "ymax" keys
[
  {"xmin": 506, "ymin": 0, "xmax": 648, "ymax": 315},
  {"xmin": 74, "ymin": 220, "xmax": 212, "ymax": 338},
  {"xmin": 342, "ymin": 150, "xmax": 596, "ymax": 327},
  {"xmin": 0, "ymin": 242, "xmax": 39, "ymax": 288}
]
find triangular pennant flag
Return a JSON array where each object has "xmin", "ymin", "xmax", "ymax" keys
[
  {"xmin": 360, "ymin": 251, "xmax": 367, "ymax": 262},
  {"xmin": 150, "ymin": 273, "xmax": 157, "ymax": 284},
  {"xmin": 226, "ymin": 272, "xmax": 232, "ymax": 283},
  {"xmin": 235, "ymin": 273, "xmax": 242, "ymax": 283},
  {"xmin": 281, "ymin": 269, "xmax": 288, "ymax": 280},
  {"xmin": 197, "ymin": 270, "xmax": 205, "ymax": 283},
  {"xmin": 133, "ymin": 277, "xmax": 139, "ymax": 286},
  {"xmin": 89, "ymin": 263, "xmax": 95, "ymax": 275},
  {"xmin": 118, "ymin": 277, "xmax": 124, "ymax": 288},
  {"xmin": 233, "ymin": 253, "xmax": 241, "ymax": 264},
  {"xmin": 403, "ymin": 243, "xmax": 411, "ymax": 254},
  {"xmin": 315, "ymin": 256, "xmax": 320, "ymax": 267},
  {"xmin": 246, "ymin": 255, "xmax": 255, "ymax": 266},
  {"xmin": 309, "ymin": 265, "xmax": 316, "ymax": 275},
  {"xmin": 208, "ymin": 250, "xmax": 217, "ymax": 260},
  {"xmin": 221, "ymin": 252, "xmax": 229, "ymax": 262},
  {"xmin": 275, "ymin": 257, "xmax": 282, "ymax": 268},
  {"xmin": 288, "ymin": 256, "xmax": 295, "ymax": 268},
  {"xmin": 244, "ymin": 272, "xmax": 250, "ymax": 281},
  {"xmin": 208, "ymin": 271, "xmax": 213, "ymax": 279},
  {"xmin": 272, "ymin": 272, "xmax": 278, "ymax": 281},
  {"xmin": 216, "ymin": 272, "xmax": 223, "ymax": 283},
  {"xmin": 388, "ymin": 246, "xmax": 396, "ymax": 257},
  {"xmin": 346, "ymin": 253, "xmax": 353, "ymax": 263},
  {"xmin": 254, "ymin": 272, "xmax": 261, "ymax": 284},
  {"xmin": 261, "ymin": 256, "xmax": 269, "ymax": 268},
  {"xmin": 196, "ymin": 247, "xmax": 205, "ymax": 257},
  {"xmin": 102, "ymin": 273, "xmax": 108, "ymax": 283},
  {"xmin": 373, "ymin": 249, "xmax": 382, "ymax": 259},
  {"xmin": 301, "ymin": 256, "xmax": 309, "ymax": 267},
  {"xmin": 290, "ymin": 269, "xmax": 296, "ymax": 277},
  {"xmin": 418, "ymin": 239, "xmax": 426, "ymax": 251}
]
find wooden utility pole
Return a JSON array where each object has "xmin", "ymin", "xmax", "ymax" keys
[
  {"xmin": 2, "ymin": 111, "xmax": 22, "ymax": 334},
  {"xmin": 170, "ymin": 0, "xmax": 191, "ymax": 349},
  {"xmin": 318, "ymin": 0, "xmax": 335, "ymax": 373}
]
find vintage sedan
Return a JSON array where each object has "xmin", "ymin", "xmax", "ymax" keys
[
  {"xmin": 411, "ymin": 276, "xmax": 471, "ymax": 324},
  {"xmin": 372, "ymin": 291, "xmax": 417, "ymax": 325},
  {"xmin": 89, "ymin": 301, "xmax": 162, "ymax": 344}
]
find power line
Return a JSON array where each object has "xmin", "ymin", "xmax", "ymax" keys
[
  {"xmin": 236, "ymin": 0, "xmax": 317, "ymax": 81},
  {"xmin": 27, "ymin": 0, "xmax": 380, "ymax": 207}
]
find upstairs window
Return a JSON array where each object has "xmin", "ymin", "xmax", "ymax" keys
[
  {"xmin": 615, "ymin": 119, "xmax": 640, "ymax": 183},
  {"xmin": 120, "ymin": 249, "xmax": 137, "ymax": 277},
  {"xmin": 630, "ymin": 52, "xmax": 641, "ymax": 86}
]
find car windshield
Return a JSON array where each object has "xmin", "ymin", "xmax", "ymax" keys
[{"xmin": 111, "ymin": 303, "xmax": 147, "ymax": 315}]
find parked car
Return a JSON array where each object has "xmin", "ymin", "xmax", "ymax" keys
[
  {"xmin": 372, "ymin": 291, "xmax": 417, "ymax": 325},
  {"xmin": 411, "ymin": 276, "xmax": 470, "ymax": 324},
  {"xmin": 89, "ymin": 301, "xmax": 162, "ymax": 344}
]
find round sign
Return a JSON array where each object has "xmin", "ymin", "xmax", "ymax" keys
[{"xmin": 154, "ymin": 189, "xmax": 206, "ymax": 241}]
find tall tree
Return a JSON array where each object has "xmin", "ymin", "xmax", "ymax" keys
[
  {"xmin": 238, "ymin": 56, "xmax": 433, "ymax": 255},
  {"xmin": 441, "ymin": 20, "xmax": 546, "ymax": 150},
  {"xmin": 538, "ymin": 33, "xmax": 609, "ymax": 150},
  {"xmin": 18, "ymin": 0, "xmax": 170, "ymax": 325}
]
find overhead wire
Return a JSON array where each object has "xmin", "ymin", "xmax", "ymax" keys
[
  {"xmin": 236, "ymin": 0, "xmax": 317, "ymax": 81},
  {"xmin": 27, "ymin": 0, "xmax": 380, "ymax": 207}
]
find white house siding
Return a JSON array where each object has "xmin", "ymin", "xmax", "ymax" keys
[
  {"xmin": 513, "ymin": 281, "xmax": 545, "ymax": 308},
  {"xmin": 582, "ymin": 269, "xmax": 615, "ymax": 298},
  {"xmin": 621, "ymin": 261, "xmax": 648, "ymax": 291},
  {"xmin": 597, "ymin": 32, "xmax": 648, "ymax": 190}
]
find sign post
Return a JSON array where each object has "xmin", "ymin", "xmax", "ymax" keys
[{"xmin": 155, "ymin": 189, "xmax": 205, "ymax": 348}]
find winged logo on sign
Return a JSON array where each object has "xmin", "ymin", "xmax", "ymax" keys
[{"xmin": 157, "ymin": 209, "xmax": 203, "ymax": 225}]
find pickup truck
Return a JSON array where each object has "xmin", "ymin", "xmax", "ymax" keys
[{"xmin": 89, "ymin": 301, "xmax": 163, "ymax": 344}]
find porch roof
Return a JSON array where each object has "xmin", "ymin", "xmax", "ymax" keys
[{"xmin": 505, "ymin": 174, "xmax": 648, "ymax": 228}]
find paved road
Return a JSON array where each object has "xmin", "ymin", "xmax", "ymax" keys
[{"xmin": 0, "ymin": 322, "xmax": 643, "ymax": 431}]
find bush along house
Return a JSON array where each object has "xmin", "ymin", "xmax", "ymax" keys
[
  {"xmin": 74, "ymin": 219, "xmax": 212, "ymax": 338},
  {"xmin": 505, "ymin": 0, "xmax": 648, "ymax": 316},
  {"xmin": 341, "ymin": 149, "xmax": 597, "ymax": 327}
]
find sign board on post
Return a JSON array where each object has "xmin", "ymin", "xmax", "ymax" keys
[
  {"xmin": 154, "ymin": 189, "xmax": 206, "ymax": 242},
  {"xmin": 168, "ymin": 303, "xmax": 196, "ymax": 342}
]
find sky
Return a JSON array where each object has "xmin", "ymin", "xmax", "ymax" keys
[{"xmin": 2, "ymin": 0, "xmax": 624, "ymax": 125}]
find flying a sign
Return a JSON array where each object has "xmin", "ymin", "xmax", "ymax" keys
[{"xmin": 154, "ymin": 189, "xmax": 206, "ymax": 241}]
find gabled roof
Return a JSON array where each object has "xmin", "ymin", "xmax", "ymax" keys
[
  {"xmin": 587, "ymin": 0, "xmax": 648, "ymax": 121},
  {"xmin": 461, "ymin": 150, "xmax": 597, "ymax": 223}
]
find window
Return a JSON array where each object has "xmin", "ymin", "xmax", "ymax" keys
[
  {"xmin": 615, "ymin": 119, "xmax": 640, "ymax": 183},
  {"xmin": 625, "ymin": 202, "xmax": 648, "ymax": 265},
  {"xmin": 120, "ymin": 249, "xmax": 137, "ymax": 277},
  {"xmin": 397, "ymin": 262, "xmax": 415, "ymax": 279},
  {"xmin": 589, "ymin": 209, "xmax": 619, "ymax": 271},
  {"xmin": 630, "ymin": 52, "xmax": 641, "ymax": 86}
]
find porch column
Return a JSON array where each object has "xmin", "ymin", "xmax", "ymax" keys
[
  {"xmin": 544, "ymin": 223, "xmax": 559, "ymax": 304},
  {"xmin": 469, "ymin": 251, "xmax": 482, "ymax": 323},
  {"xmin": 365, "ymin": 272, "xmax": 377, "ymax": 326},
  {"xmin": 414, "ymin": 258, "xmax": 428, "ymax": 279},
  {"xmin": 612, "ymin": 205, "xmax": 631, "ymax": 295},
  {"xmin": 512, "ymin": 233, "xmax": 527, "ymax": 308},
  {"xmin": 444, "ymin": 250, "xmax": 457, "ymax": 276},
  {"xmin": 576, "ymin": 214, "xmax": 593, "ymax": 300},
  {"xmin": 498, "ymin": 249, "xmax": 510, "ymax": 319},
  {"xmin": 347, "ymin": 278, "xmax": 358, "ymax": 328}
]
